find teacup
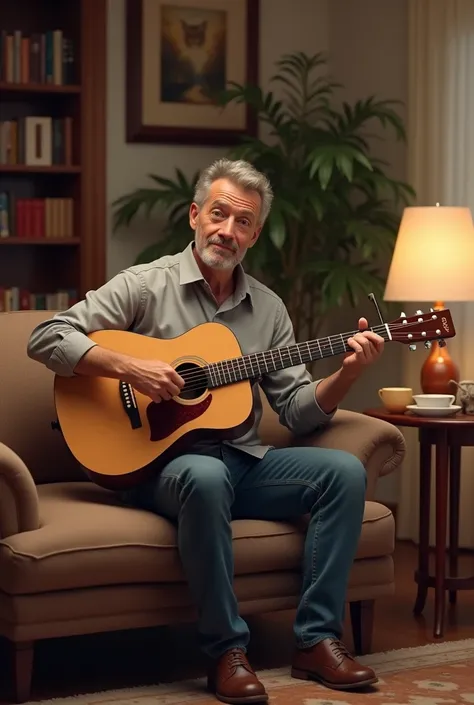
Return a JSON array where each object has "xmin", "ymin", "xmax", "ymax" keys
[
  {"xmin": 412, "ymin": 394, "xmax": 455, "ymax": 408},
  {"xmin": 378, "ymin": 387, "xmax": 413, "ymax": 413}
]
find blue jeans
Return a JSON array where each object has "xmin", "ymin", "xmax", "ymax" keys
[{"xmin": 120, "ymin": 444, "xmax": 366, "ymax": 660}]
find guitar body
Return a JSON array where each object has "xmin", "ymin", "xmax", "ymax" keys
[{"xmin": 54, "ymin": 322, "xmax": 254, "ymax": 490}]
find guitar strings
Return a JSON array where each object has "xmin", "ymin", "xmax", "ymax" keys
[
  {"xmin": 170, "ymin": 319, "xmax": 444, "ymax": 394},
  {"xmin": 177, "ymin": 326, "xmax": 374, "ymax": 389}
]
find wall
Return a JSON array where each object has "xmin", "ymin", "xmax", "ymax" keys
[
  {"xmin": 106, "ymin": 0, "xmax": 409, "ymax": 504},
  {"xmin": 327, "ymin": 0, "xmax": 409, "ymax": 405}
]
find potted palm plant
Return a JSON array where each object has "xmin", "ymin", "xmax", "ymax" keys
[{"xmin": 112, "ymin": 51, "xmax": 415, "ymax": 342}]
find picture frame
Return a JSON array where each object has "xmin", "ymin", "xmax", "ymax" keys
[{"xmin": 126, "ymin": 0, "xmax": 259, "ymax": 145}]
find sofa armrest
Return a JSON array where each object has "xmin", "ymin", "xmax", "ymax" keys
[
  {"xmin": 294, "ymin": 409, "xmax": 406, "ymax": 500},
  {"xmin": 0, "ymin": 443, "xmax": 40, "ymax": 538}
]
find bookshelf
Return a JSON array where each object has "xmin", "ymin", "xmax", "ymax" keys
[{"xmin": 0, "ymin": 0, "xmax": 106, "ymax": 312}]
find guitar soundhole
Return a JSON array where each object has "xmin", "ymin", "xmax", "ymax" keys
[{"xmin": 176, "ymin": 362, "xmax": 208, "ymax": 400}]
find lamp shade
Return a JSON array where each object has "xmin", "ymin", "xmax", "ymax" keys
[{"xmin": 384, "ymin": 205, "xmax": 474, "ymax": 301}]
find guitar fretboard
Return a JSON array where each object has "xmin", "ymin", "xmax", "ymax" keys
[{"xmin": 205, "ymin": 324, "xmax": 390, "ymax": 388}]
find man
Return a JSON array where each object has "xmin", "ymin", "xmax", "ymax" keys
[{"xmin": 27, "ymin": 158, "xmax": 384, "ymax": 704}]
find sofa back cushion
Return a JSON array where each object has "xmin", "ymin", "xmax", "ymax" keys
[{"xmin": 0, "ymin": 310, "xmax": 84, "ymax": 484}]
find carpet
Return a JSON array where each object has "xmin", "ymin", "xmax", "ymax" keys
[{"xmin": 28, "ymin": 639, "xmax": 474, "ymax": 705}]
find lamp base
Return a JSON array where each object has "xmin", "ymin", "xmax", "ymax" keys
[
  {"xmin": 420, "ymin": 301, "xmax": 459, "ymax": 395},
  {"xmin": 420, "ymin": 341, "xmax": 459, "ymax": 394}
]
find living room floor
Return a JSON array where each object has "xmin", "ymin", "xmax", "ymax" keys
[{"xmin": 1, "ymin": 541, "xmax": 474, "ymax": 703}]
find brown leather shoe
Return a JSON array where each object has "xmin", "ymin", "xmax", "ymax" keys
[
  {"xmin": 207, "ymin": 648, "xmax": 268, "ymax": 704},
  {"xmin": 291, "ymin": 638, "xmax": 377, "ymax": 690}
]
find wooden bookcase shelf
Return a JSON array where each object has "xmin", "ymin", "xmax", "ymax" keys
[
  {"xmin": 0, "ymin": 0, "xmax": 106, "ymax": 312},
  {"xmin": 0, "ymin": 165, "xmax": 81, "ymax": 173},
  {"xmin": 0, "ymin": 237, "xmax": 80, "ymax": 246},
  {"xmin": 0, "ymin": 81, "xmax": 81, "ymax": 94}
]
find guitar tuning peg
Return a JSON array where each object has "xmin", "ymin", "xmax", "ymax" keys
[
  {"xmin": 438, "ymin": 338, "xmax": 446, "ymax": 348},
  {"xmin": 424, "ymin": 340, "xmax": 432, "ymax": 349},
  {"xmin": 415, "ymin": 309, "xmax": 423, "ymax": 315},
  {"xmin": 400, "ymin": 311, "xmax": 406, "ymax": 317},
  {"xmin": 409, "ymin": 344, "xmax": 417, "ymax": 351}
]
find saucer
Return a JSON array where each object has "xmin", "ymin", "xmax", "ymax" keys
[{"xmin": 406, "ymin": 404, "xmax": 461, "ymax": 418}]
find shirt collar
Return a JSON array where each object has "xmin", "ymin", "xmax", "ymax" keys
[
  {"xmin": 179, "ymin": 241, "xmax": 204, "ymax": 285},
  {"xmin": 179, "ymin": 241, "xmax": 252, "ymax": 305}
]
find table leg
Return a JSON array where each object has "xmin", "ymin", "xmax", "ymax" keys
[
  {"xmin": 449, "ymin": 443, "xmax": 461, "ymax": 605},
  {"xmin": 434, "ymin": 428, "xmax": 449, "ymax": 638},
  {"xmin": 414, "ymin": 435, "xmax": 432, "ymax": 615}
]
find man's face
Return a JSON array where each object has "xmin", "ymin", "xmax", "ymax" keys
[{"xmin": 189, "ymin": 178, "xmax": 262, "ymax": 270}]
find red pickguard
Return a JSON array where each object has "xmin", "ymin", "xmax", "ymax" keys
[{"xmin": 146, "ymin": 395, "xmax": 213, "ymax": 441}]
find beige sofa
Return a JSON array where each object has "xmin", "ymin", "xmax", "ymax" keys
[{"xmin": 0, "ymin": 310, "xmax": 405, "ymax": 702}]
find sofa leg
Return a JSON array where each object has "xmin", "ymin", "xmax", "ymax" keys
[
  {"xmin": 10, "ymin": 640, "xmax": 34, "ymax": 703},
  {"xmin": 349, "ymin": 600, "xmax": 374, "ymax": 655}
]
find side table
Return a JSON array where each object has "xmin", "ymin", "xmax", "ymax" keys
[{"xmin": 364, "ymin": 407, "xmax": 474, "ymax": 639}]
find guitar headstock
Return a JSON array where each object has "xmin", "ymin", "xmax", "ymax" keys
[{"xmin": 388, "ymin": 308, "xmax": 456, "ymax": 349}]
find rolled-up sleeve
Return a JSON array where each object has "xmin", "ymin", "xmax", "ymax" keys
[
  {"xmin": 27, "ymin": 269, "xmax": 143, "ymax": 376},
  {"xmin": 260, "ymin": 300, "xmax": 336, "ymax": 435}
]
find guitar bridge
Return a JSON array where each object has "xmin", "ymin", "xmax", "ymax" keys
[{"xmin": 119, "ymin": 381, "xmax": 142, "ymax": 429}]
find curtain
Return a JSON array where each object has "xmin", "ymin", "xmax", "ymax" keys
[{"xmin": 397, "ymin": 0, "xmax": 474, "ymax": 548}]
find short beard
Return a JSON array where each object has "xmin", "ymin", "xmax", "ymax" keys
[{"xmin": 194, "ymin": 230, "xmax": 245, "ymax": 270}]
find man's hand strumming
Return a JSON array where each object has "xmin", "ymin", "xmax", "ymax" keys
[{"xmin": 126, "ymin": 359, "xmax": 185, "ymax": 403}]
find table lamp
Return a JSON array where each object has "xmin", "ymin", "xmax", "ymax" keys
[{"xmin": 383, "ymin": 204, "xmax": 474, "ymax": 395}]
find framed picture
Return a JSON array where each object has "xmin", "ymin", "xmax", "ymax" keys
[{"xmin": 126, "ymin": 0, "xmax": 259, "ymax": 145}]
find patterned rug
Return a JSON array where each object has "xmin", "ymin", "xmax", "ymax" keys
[{"xmin": 30, "ymin": 639, "xmax": 474, "ymax": 705}]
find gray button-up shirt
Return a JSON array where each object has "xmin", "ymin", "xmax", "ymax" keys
[{"xmin": 27, "ymin": 242, "xmax": 335, "ymax": 457}]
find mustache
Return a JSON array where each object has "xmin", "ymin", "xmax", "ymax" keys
[{"xmin": 207, "ymin": 236, "xmax": 238, "ymax": 253}]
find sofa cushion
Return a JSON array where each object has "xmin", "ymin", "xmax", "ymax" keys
[{"xmin": 0, "ymin": 482, "xmax": 394, "ymax": 595}]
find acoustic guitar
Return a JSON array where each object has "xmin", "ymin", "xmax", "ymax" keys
[{"xmin": 53, "ymin": 307, "xmax": 455, "ymax": 490}]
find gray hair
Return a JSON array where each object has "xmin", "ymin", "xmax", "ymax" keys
[{"xmin": 193, "ymin": 158, "xmax": 274, "ymax": 226}]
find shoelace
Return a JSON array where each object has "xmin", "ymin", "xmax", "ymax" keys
[
  {"xmin": 228, "ymin": 648, "xmax": 254, "ymax": 674},
  {"xmin": 329, "ymin": 639, "xmax": 355, "ymax": 662}
]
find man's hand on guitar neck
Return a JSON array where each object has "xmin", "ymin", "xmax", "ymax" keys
[
  {"xmin": 74, "ymin": 345, "xmax": 185, "ymax": 403},
  {"xmin": 343, "ymin": 317, "xmax": 385, "ymax": 374}
]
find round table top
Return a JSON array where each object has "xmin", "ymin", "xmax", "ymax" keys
[{"xmin": 364, "ymin": 407, "xmax": 474, "ymax": 428}]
